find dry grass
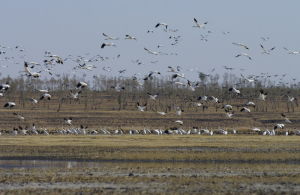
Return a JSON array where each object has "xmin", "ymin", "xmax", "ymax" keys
[{"xmin": 0, "ymin": 135, "xmax": 300, "ymax": 194}]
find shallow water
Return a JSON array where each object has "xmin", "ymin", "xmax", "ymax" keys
[{"xmin": 0, "ymin": 160, "xmax": 103, "ymax": 169}]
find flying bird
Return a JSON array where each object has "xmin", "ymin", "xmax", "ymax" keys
[
  {"xmin": 193, "ymin": 18, "xmax": 208, "ymax": 28},
  {"xmin": 155, "ymin": 22, "xmax": 168, "ymax": 29},
  {"xmin": 137, "ymin": 102, "xmax": 147, "ymax": 112},
  {"xmin": 232, "ymin": 42, "xmax": 249, "ymax": 50},
  {"xmin": 144, "ymin": 48, "xmax": 159, "ymax": 55},
  {"xmin": 235, "ymin": 53, "xmax": 252, "ymax": 60},
  {"xmin": 101, "ymin": 42, "xmax": 116, "ymax": 49},
  {"xmin": 102, "ymin": 33, "xmax": 119, "ymax": 40}
]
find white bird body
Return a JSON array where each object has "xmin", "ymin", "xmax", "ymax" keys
[
  {"xmin": 4, "ymin": 102, "xmax": 16, "ymax": 108},
  {"xmin": 125, "ymin": 34, "xmax": 137, "ymax": 40},
  {"xmin": 175, "ymin": 120, "xmax": 183, "ymax": 125},
  {"xmin": 102, "ymin": 33, "xmax": 119, "ymax": 40},
  {"xmin": 40, "ymin": 93, "xmax": 51, "ymax": 100},
  {"xmin": 137, "ymin": 103, "xmax": 147, "ymax": 112},
  {"xmin": 232, "ymin": 42, "xmax": 249, "ymax": 50},
  {"xmin": 157, "ymin": 111, "xmax": 166, "ymax": 116},
  {"xmin": 193, "ymin": 18, "xmax": 208, "ymax": 28},
  {"xmin": 240, "ymin": 107, "xmax": 251, "ymax": 112},
  {"xmin": 235, "ymin": 53, "xmax": 252, "ymax": 60},
  {"xmin": 24, "ymin": 62, "xmax": 41, "ymax": 78},
  {"xmin": 144, "ymin": 48, "xmax": 159, "ymax": 55}
]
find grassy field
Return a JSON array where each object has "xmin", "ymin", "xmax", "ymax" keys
[{"xmin": 0, "ymin": 135, "xmax": 300, "ymax": 194}]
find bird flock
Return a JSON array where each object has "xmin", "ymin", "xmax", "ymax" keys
[{"xmin": 0, "ymin": 17, "xmax": 299, "ymax": 136}]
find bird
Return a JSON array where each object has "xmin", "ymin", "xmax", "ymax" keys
[
  {"xmin": 176, "ymin": 107, "xmax": 184, "ymax": 116},
  {"xmin": 281, "ymin": 113, "xmax": 292, "ymax": 123},
  {"xmin": 175, "ymin": 120, "xmax": 183, "ymax": 125},
  {"xmin": 157, "ymin": 111, "xmax": 166, "ymax": 116},
  {"xmin": 144, "ymin": 48, "xmax": 159, "ymax": 55},
  {"xmin": 232, "ymin": 42, "xmax": 249, "ymax": 50},
  {"xmin": 193, "ymin": 18, "xmax": 208, "ymax": 28},
  {"xmin": 0, "ymin": 82, "xmax": 10, "ymax": 92},
  {"xmin": 246, "ymin": 101, "xmax": 256, "ymax": 107},
  {"xmin": 101, "ymin": 42, "xmax": 116, "ymax": 48},
  {"xmin": 283, "ymin": 47, "xmax": 300, "ymax": 54},
  {"xmin": 137, "ymin": 103, "xmax": 147, "ymax": 112},
  {"xmin": 76, "ymin": 82, "xmax": 88, "ymax": 89},
  {"xmin": 70, "ymin": 90, "xmax": 81, "ymax": 99},
  {"xmin": 229, "ymin": 87, "xmax": 241, "ymax": 95},
  {"xmin": 222, "ymin": 104, "xmax": 233, "ymax": 112},
  {"xmin": 4, "ymin": 102, "xmax": 16, "ymax": 108},
  {"xmin": 147, "ymin": 93, "xmax": 158, "ymax": 100},
  {"xmin": 29, "ymin": 98, "xmax": 38, "ymax": 104},
  {"xmin": 155, "ymin": 22, "xmax": 168, "ymax": 29},
  {"xmin": 260, "ymin": 44, "xmax": 275, "ymax": 54},
  {"xmin": 225, "ymin": 111, "xmax": 234, "ymax": 118},
  {"xmin": 24, "ymin": 61, "xmax": 41, "ymax": 78},
  {"xmin": 102, "ymin": 33, "xmax": 119, "ymax": 40},
  {"xmin": 235, "ymin": 53, "xmax": 252, "ymax": 60},
  {"xmin": 258, "ymin": 89, "xmax": 267, "ymax": 101},
  {"xmin": 274, "ymin": 123, "xmax": 285, "ymax": 130},
  {"xmin": 240, "ymin": 107, "xmax": 251, "ymax": 112},
  {"xmin": 125, "ymin": 34, "xmax": 137, "ymax": 40},
  {"xmin": 40, "ymin": 93, "xmax": 51, "ymax": 100},
  {"xmin": 13, "ymin": 112, "xmax": 25, "ymax": 120},
  {"xmin": 209, "ymin": 96, "xmax": 220, "ymax": 103},
  {"xmin": 64, "ymin": 117, "xmax": 72, "ymax": 125}
]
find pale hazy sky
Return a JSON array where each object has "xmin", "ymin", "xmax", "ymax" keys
[{"xmin": 0, "ymin": 0, "xmax": 300, "ymax": 82}]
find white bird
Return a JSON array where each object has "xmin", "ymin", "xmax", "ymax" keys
[
  {"xmin": 240, "ymin": 107, "xmax": 251, "ymax": 112},
  {"xmin": 252, "ymin": 127, "xmax": 261, "ymax": 132},
  {"xmin": 281, "ymin": 113, "xmax": 292, "ymax": 123},
  {"xmin": 144, "ymin": 48, "xmax": 159, "ymax": 55},
  {"xmin": 147, "ymin": 93, "xmax": 158, "ymax": 100},
  {"xmin": 246, "ymin": 101, "xmax": 256, "ymax": 107},
  {"xmin": 241, "ymin": 74, "xmax": 255, "ymax": 83},
  {"xmin": 155, "ymin": 22, "xmax": 168, "ymax": 29},
  {"xmin": 175, "ymin": 120, "xmax": 183, "ymax": 125},
  {"xmin": 4, "ymin": 102, "xmax": 16, "ymax": 108},
  {"xmin": 64, "ymin": 117, "xmax": 72, "ymax": 125},
  {"xmin": 283, "ymin": 47, "xmax": 300, "ymax": 54},
  {"xmin": 232, "ymin": 42, "xmax": 249, "ymax": 50},
  {"xmin": 209, "ymin": 96, "xmax": 220, "ymax": 103},
  {"xmin": 176, "ymin": 107, "xmax": 184, "ymax": 116},
  {"xmin": 223, "ymin": 104, "xmax": 233, "ymax": 111},
  {"xmin": 0, "ymin": 82, "xmax": 10, "ymax": 92},
  {"xmin": 193, "ymin": 18, "xmax": 208, "ymax": 28},
  {"xmin": 24, "ymin": 62, "xmax": 41, "ymax": 78},
  {"xmin": 260, "ymin": 44, "xmax": 275, "ymax": 54},
  {"xmin": 13, "ymin": 112, "xmax": 24, "ymax": 120},
  {"xmin": 274, "ymin": 123, "xmax": 285, "ymax": 130},
  {"xmin": 258, "ymin": 89, "xmax": 267, "ymax": 101},
  {"xmin": 137, "ymin": 102, "xmax": 147, "ymax": 112},
  {"xmin": 76, "ymin": 82, "xmax": 88, "ymax": 89},
  {"xmin": 101, "ymin": 42, "xmax": 116, "ymax": 48},
  {"xmin": 125, "ymin": 34, "xmax": 137, "ymax": 40},
  {"xmin": 40, "ymin": 93, "xmax": 51, "ymax": 100},
  {"xmin": 70, "ymin": 90, "xmax": 81, "ymax": 99},
  {"xmin": 157, "ymin": 111, "xmax": 166, "ymax": 116},
  {"xmin": 225, "ymin": 112, "xmax": 234, "ymax": 118},
  {"xmin": 30, "ymin": 98, "xmax": 38, "ymax": 104},
  {"xmin": 37, "ymin": 89, "xmax": 49, "ymax": 93},
  {"xmin": 235, "ymin": 53, "xmax": 252, "ymax": 60},
  {"xmin": 102, "ymin": 33, "xmax": 119, "ymax": 40},
  {"xmin": 229, "ymin": 87, "xmax": 241, "ymax": 95}
]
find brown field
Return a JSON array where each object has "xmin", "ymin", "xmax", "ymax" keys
[{"xmin": 0, "ymin": 135, "xmax": 300, "ymax": 194}]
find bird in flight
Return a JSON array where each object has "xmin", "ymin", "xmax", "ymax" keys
[
  {"xmin": 193, "ymin": 18, "xmax": 208, "ymax": 28},
  {"xmin": 232, "ymin": 42, "xmax": 250, "ymax": 50}
]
